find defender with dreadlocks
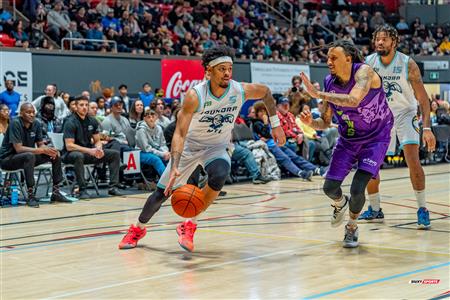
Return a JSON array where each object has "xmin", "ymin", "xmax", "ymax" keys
[
  {"xmin": 360, "ymin": 25, "xmax": 436, "ymax": 228},
  {"xmin": 299, "ymin": 40, "xmax": 393, "ymax": 248},
  {"xmin": 118, "ymin": 45, "xmax": 286, "ymax": 252}
]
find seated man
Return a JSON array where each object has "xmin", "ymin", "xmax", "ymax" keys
[
  {"xmin": 0, "ymin": 103, "xmax": 70, "ymax": 207},
  {"xmin": 36, "ymin": 96, "xmax": 64, "ymax": 145},
  {"xmin": 62, "ymin": 96, "xmax": 123, "ymax": 199},
  {"xmin": 135, "ymin": 108, "xmax": 169, "ymax": 177},
  {"xmin": 101, "ymin": 96, "xmax": 135, "ymax": 149}
]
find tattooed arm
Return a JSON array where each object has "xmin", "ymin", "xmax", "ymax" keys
[
  {"xmin": 408, "ymin": 58, "xmax": 436, "ymax": 151},
  {"xmin": 300, "ymin": 65, "xmax": 379, "ymax": 108}
]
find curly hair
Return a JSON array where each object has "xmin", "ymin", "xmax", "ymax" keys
[
  {"xmin": 201, "ymin": 45, "xmax": 235, "ymax": 69},
  {"xmin": 372, "ymin": 24, "xmax": 400, "ymax": 47}
]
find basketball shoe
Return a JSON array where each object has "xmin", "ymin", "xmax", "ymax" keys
[
  {"xmin": 118, "ymin": 224, "xmax": 147, "ymax": 249},
  {"xmin": 358, "ymin": 206, "xmax": 385, "ymax": 222},
  {"xmin": 331, "ymin": 195, "xmax": 349, "ymax": 227},
  {"xmin": 343, "ymin": 225, "xmax": 359, "ymax": 248},
  {"xmin": 176, "ymin": 220, "xmax": 197, "ymax": 252},
  {"xmin": 417, "ymin": 207, "xmax": 431, "ymax": 229}
]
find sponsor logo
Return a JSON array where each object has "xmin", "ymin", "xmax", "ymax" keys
[
  {"xmin": 363, "ymin": 158, "xmax": 377, "ymax": 167},
  {"xmin": 161, "ymin": 59, "xmax": 204, "ymax": 99}
]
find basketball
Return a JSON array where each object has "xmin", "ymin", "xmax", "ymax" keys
[{"xmin": 171, "ymin": 184, "xmax": 205, "ymax": 218}]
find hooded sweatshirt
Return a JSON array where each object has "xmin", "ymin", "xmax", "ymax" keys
[{"xmin": 135, "ymin": 120, "xmax": 168, "ymax": 157}]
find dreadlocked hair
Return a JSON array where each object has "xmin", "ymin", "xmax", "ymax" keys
[
  {"xmin": 327, "ymin": 40, "xmax": 364, "ymax": 63},
  {"xmin": 372, "ymin": 24, "xmax": 400, "ymax": 47},
  {"xmin": 202, "ymin": 45, "xmax": 235, "ymax": 69}
]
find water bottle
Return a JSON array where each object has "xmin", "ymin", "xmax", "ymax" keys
[{"xmin": 10, "ymin": 185, "xmax": 18, "ymax": 206}]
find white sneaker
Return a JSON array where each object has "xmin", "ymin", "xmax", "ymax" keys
[{"xmin": 331, "ymin": 195, "xmax": 349, "ymax": 228}]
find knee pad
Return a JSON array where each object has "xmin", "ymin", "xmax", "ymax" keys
[
  {"xmin": 323, "ymin": 179, "xmax": 342, "ymax": 200},
  {"xmin": 349, "ymin": 170, "xmax": 373, "ymax": 214},
  {"xmin": 205, "ymin": 159, "xmax": 230, "ymax": 191}
]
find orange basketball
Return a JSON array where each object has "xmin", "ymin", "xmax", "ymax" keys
[{"xmin": 171, "ymin": 184, "xmax": 205, "ymax": 218}]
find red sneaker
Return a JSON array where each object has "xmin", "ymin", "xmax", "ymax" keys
[
  {"xmin": 118, "ymin": 224, "xmax": 147, "ymax": 249},
  {"xmin": 176, "ymin": 220, "xmax": 197, "ymax": 252}
]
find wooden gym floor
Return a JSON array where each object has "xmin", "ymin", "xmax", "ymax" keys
[{"xmin": 1, "ymin": 164, "xmax": 449, "ymax": 299}]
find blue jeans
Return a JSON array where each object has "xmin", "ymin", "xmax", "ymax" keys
[
  {"xmin": 269, "ymin": 145, "xmax": 317, "ymax": 176},
  {"xmin": 232, "ymin": 143, "xmax": 260, "ymax": 179},
  {"xmin": 281, "ymin": 146, "xmax": 316, "ymax": 171},
  {"xmin": 140, "ymin": 152, "xmax": 167, "ymax": 176}
]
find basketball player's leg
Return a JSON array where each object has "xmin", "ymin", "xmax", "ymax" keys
[
  {"xmin": 398, "ymin": 111, "xmax": 430, "ymax": 228},
  {"xmin": 361, "ymin": 125, "xmax": 397, "ymax": 221},
  {"xmin": 323, "ymin": 140, "xmax": 355, "ymax": 227},
  {"xmin": 118, "ymin": 153, "xmax": 201, "ymax": 250}
]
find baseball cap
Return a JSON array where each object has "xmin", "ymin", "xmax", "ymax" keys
[
  {"xmin": 110, "ymin": 96, "xmax": 123, "ymax": 106},
  {"xmin": 277, "ymin": 96, "xmax": 289, "ymax": 105}
]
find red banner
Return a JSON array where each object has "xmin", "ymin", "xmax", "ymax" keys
[{"xmin": 161, "ymin": 59, "xmax": 204, "ymax": 99}]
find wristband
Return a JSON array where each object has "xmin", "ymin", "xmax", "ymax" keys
[
  {"xmin": 269, "ymin": 115, "xmax": 280, "ymax": 128},
  {"xmin": 423, "ymin": 127, "xmax": 432, "ymax": 131}
]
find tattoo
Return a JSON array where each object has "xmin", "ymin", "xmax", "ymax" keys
[
  {"xmin": 262, "ymin": 87, "xmax": 277, "ymax": 117},
  {"xmin": 318, "ymin": 65, "xmax": 373, "ymax": 107},
  {"xmin": 171, "ymin": 151, "xmax": 181, "ymax": 170},
  {"xmin": 408, "ymin": 59, "xmax": 423, "ymax": 85}
]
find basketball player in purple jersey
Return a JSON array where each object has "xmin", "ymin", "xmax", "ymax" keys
[
  {"xmin": 362, "ymin": 25, "xmax": 436, "ymax": 228},
  {"xmin": 299, "ymin": 40, "xmax": 393, "ymax": 248}
]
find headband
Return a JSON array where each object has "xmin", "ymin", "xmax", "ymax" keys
[{"xmin": 208, "ymin": 56, "xmax": 233, "ymax": 67}]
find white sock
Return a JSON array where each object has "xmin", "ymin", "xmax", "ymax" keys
[
  {"xmin": 414, "ymin": 190, "xmax": 426, "ymax": 208},
  {"xmin": 333, "ymin": 195, "xmax": 346, "ymax": 208},
  {"xmin": 368, "ymin": 192, "xmax": 381, "ymax": 211},
  {"xmin": 136, "ymin": 222, "xmax": 146, "ymax": 229},
  {"xmin": 189, "ymin": 215, "xmax": 200, "ymax": 224}
]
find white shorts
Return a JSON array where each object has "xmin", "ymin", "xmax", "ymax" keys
[
  {"xmin": 387, "ymin": 110, "xmax": 420, "ymax": 155},
  {"xmin": 157, "ymin": 146, "xmax": 230, "ymax": 190}
]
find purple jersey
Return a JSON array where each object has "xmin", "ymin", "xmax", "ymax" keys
[{"xmin": 323, "ymin": 63, "xmax": 393, "ymax": 142}]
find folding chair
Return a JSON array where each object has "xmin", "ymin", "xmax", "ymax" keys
[
  {"xmin": 432, "ymin": 125, "xmax": 450, "ymax": 163},
  {"xmin": 48, "ymin": 132, "xmax": 100, "ymax": 196}
]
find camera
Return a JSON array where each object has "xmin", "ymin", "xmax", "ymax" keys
[{"xmin": 291, "ymin": 87, "xmax": 298, "ymax": 92}]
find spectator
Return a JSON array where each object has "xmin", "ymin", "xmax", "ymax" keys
[
  {"xmin": 276, "ymin": 96, "xmax": 307, "ymax": 156},
  {"xmin": 129, "ymin": 99, "xmax": 144, "ymax": 129},
  {"xmin": 138, "ymin": 82, "xmax": 154, "ymax": 108},
  {"xmin": 0, "ymin": 104, "xmax": 9, "ymax": 135},
  {"xmin": 65, "ymin": 21, "xmax": 85, "ymax": 50},
  {"xmin": 11, "ymin": 20, "xmax": 29, "ymax": 48},
  {"xmin": 60, "ymin": 91, "xmax": 71, "ymax": 105},
  {"xmin": 357, "ymin": 10, "xmax": 370, "ymax": 25},
  {"xmin": 46, "ymin": 0, "xmax": 70, "ymax": 42},
  {"xmin": 334, "ymin": 9, "xmax": 352, "ymax": 28},
  {"xmin": 287, "ymin": 75, "xmax": 310, "ymax": 116},
  {"xmin": 438, "ymin": 36, "xmax": 450, "ymax": 54},
  {"xmin": 67, "ymin": 96, "xmax": 78, "ymax": 114},
  {"xmin": 0, "ymin": 103, "xmax": 70, "ymax": 207},
  {"xmin": 150, "ymin": 98, "xmax": 171, "ymax": 129},
  {"xmin": 296, "ymin": 9, "xmax": 309, "ymax": 27},
  {"xmin": 35, "ymin": 96, "xmax": 64, "ymax": 145},
  {"xmin": 88, "ymin": 101, "xmax": 103, "ymax": 125},
  {"xmin": 96, "ymin": 0, "xmax": 110, "ymax": 17},
  {"xmin": 117, "ymin": 84, "xmax": 130, "ymax": 114},
  {"xmin": 86, "ymin": 21, "xmax": 106, "ymax": 51},
  {"xmin": 135, "ymin": 108, "xmax": 169, "ymax": 177},
  {"xmin": 430, "ymin": 100, "xmax": 439, "ymax": 126},
  {"xmin": 320, "ymin": 9, "xmax": 330, "ymax": 28},
  {"xmin": 29, "ymin": 21, "xmax": 46, "ymax": 48},
  {"xmin": 370, "ymin": 12, "xmax": 385, "ymax": 30},
  {"xmin": 62, "ymin": 97, "xmax": 123, "ymax": 199},
  {"xmin": 396, "ymin": 17, "xmax": 409, "ymax": 32},
  {"xmin": 102, "ymin": 8, "xmax": 121, "ymax": 33},
  {"xmin": 33, "ymin": 84, "xmax": 69, "ymax": 119},
  {"xmin": 96, "ymin": 96, "xmax": 107, "ymax": 117},
  {"xmin": 174, "ymin": 19, "xmax": 188, "ymax": 39},
  {"xmin": 101, "ymin": 96, "xmax": 135, "ymax": 148},
  {"xmin": 0, "ymin": 80, "xmax": 21, "ymax": 116},
  {"xmin": 251, "ymin": 101, "xmax": 314, "ymax": 180}
]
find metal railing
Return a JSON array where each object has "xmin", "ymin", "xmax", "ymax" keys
[
  {"xmin": 260, "ymin": 0, "xmax": 294, "ymax": 28},
  {"xmin": 61, "ymin": 37, "xmax": 117, "ymax": 52}
]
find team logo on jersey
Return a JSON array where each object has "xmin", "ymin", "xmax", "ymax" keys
[
  {"xmin": 412, "ymin": 116, "xmax": 420, "ymax": 134},
  {"xmin": 383, "ymin": 81, "xmax": 402, "ymax": 100},
  {"xmin": 199, "ymin": 114, "xmax": 235, "ymax": 133}
]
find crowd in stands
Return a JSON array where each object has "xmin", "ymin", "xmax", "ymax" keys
[
  {"xmin": 1, "ymin": 0, "xmax": 450, "ymax": 60},
  {"xmin": 1, "ymin": 74, "xmax": 449, "ymax": 207}
]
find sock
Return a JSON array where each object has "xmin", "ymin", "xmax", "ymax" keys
[
  {"xmin": 368, "ymin": 192, "xmax": 381, "ymax": 211},
  {"xmin": 333, "ymin": 195, "xmax": 346, "ymax": 208},
  {"xmin": 52, "ymin": 185, "xmax": 60, "ymax": 194},
  {"xmin": 347, "ymin": 218, "xmax": 357, "ymax": 229},
  {"xmin": 414, "ymin": 190, "xmax": 426, "ymax": 208},
  {"xmin": 136, "ymin": 221, "xmax": 146, "ymax": 230},
  {"xmin": 189, "ymin": 215, "xmax": 200, "ymax": 224}
]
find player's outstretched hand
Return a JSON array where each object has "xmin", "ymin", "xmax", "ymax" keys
[
  {"xmin": 300, "ymin": 110, "xmax": 313, "ymax": 125},
  {"xmin": 272, "ymin": 126, "xmax": 286, "ymax": 146},
  {"xmin": 164, "ymin": 168, "xmax": 181, "ymax": 196},
  {"xmin": 300, "ymin": 72, "xmax": 319, "ymax": 98},
  {"xmin": 422, "ymin": 130, "xmax": 436, "ymax": 152}
]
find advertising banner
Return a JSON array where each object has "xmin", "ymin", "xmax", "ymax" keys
[
  {"xmin": 161, "ymin": 59, "xmax": 204, "ymax": 99},
  {"xmin": 250, "ymin": 63, "xmax": 310, "ymax": 94}
]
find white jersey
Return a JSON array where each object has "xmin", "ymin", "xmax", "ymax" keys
[
  {"xmin": 186, "ymin": 79, "xmax": 245, "ymax": 151},
  {"xmin": 366, "ymin": 51, "xmax": 417, "ymax": 115}
]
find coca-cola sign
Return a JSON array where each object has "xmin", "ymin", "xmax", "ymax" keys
[{"xmin": 161, "ymin": 59, "xmax": 204, "ymax": 99}]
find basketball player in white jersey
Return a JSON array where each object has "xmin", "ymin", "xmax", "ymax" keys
[
  {"xmin": 118, "ymin": 46, "xmax": 286, "ymax": 252},
  {"xmin": 361, "ymin": 25, "xmax": 436, "ymax": 228}
]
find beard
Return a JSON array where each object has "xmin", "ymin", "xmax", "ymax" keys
[
  {"xmin": 219, "ymin": 82, "xmax": 229, "ymax": 89},
  {"xmin": 376, "ymin": 48, "xmax": 390, "ymax": 56}
]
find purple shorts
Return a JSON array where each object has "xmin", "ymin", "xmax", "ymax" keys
[{"xmin": 326, "ymin": 137, "xmax": 390, "ymax": 181}]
